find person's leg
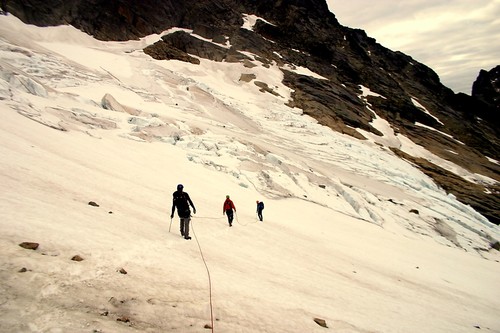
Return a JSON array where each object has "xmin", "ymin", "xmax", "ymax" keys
[
  {"xmin": 184, "ymin": 218, "xmax": 191, "ymax": 239},
  {"xmin": 180, "ymin": 218, "xmax": 185, "ymax": 236},
  {"xmin": 227, "ymin": 210, "xmax": 233, "ymax": 226}
]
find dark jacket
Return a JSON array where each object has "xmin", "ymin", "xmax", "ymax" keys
[
  {"xmin": 257, "ymin": 202, "xmax": 264, "ymax": 212},
  {"xmin": 171, "ymin": 190, "xmax": 195, "ymax": 218}
]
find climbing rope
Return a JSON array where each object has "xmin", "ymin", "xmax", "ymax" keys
[
  {"xmin": 195, "ymin": 213, "xmax": 257, "ymax": 227},
  {"xmin": 194, "ymin": 215, "xmax": 225, "ymax": 221},
  {"xmin": 235, "ymin": 211, "xmax": 258, "ymax": 226},
  {"xmin": 186, "ymin": 212, "xmax": 258, "ymax": 331},
  {"xmin": 190, "ymin": 218, "xmax": 215, "ymax": 332}
]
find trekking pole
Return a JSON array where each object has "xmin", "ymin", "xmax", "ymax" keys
[{"xmin": 169, "ymin": 217, "xmax": 173, "ymax": 233}]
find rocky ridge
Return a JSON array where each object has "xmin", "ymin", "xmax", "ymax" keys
[
  {"xmin": 472, "ymin": 65, "xmax": 500, "ymax": 113},
  {"xmin": 8, "ymin": 0, "xmax": 500, "ymax": 224}
]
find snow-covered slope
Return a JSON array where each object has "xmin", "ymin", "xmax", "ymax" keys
[{"xmin": 1, "ymin": 15, "xmax": 499, "ymax": 333}]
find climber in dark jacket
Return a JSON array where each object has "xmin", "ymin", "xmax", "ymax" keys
[
  {"xmin": 256, "ymin": 200, "xmax": 264, "ymax": 221},
  {"xmin": 171, "ymin": 184, "xmax": 196, "ymax": 240}
]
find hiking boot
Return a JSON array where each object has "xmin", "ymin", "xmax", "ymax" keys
[{"xmin": 184, "ymin": 236, "xmax": 191, "ymax": 240}]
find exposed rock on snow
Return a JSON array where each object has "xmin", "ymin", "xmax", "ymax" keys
[
  {"xmin": 19, "ymin": 242, "xmax": 39, "ymax": 250},
  {"xmin": 314, "ymin": 317, "xmax": 328, "ymax": 328},
  {"xmin": 71, "ymin": 255, "xmax": 84, "ymax": 261}
]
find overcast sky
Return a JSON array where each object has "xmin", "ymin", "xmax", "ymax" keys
[{"xmin": 326, "ymin": 0, "xmax": 500, "ymax": 95}]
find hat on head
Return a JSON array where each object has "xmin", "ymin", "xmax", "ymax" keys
[
  {"xmin": 226, "ymin": 195, "xmax": 230, "ymax": 198},
  {"xmin": 177, "ymin": 184, "xmax": 184, "ymax": 190}
]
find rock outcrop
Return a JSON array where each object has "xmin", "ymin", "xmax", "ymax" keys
[{"xmin": 472, "ymin": 65, "xmax": 500, "ymax": 112}]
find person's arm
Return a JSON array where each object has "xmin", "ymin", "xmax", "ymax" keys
[{"xmin": 186, "ymin": 193, "xmax": 196, "ymax": 214}]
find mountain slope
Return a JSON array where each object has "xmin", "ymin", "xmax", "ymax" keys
[
  {"xmin": 1, "ymin": 13, "xmax": 500, "ymax": 333},
  {"xmin": 7, "ymin": 0, "xmax": 500, "ymax": 225}
]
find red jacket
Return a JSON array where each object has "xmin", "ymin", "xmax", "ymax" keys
[{"xmin": 223, "ymin": 198, "xmax": 235, "ymax": 213}]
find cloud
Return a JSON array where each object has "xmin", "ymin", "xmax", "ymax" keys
[{"xmin": 327, "ymin": 0, "xmax": 500, "ymax": 94}]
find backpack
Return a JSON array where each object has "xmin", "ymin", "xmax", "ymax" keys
[
  {"xmin": 173, "ymin": 191, "xmax": 191, "ymax": 217},
  {"xmin": 224, "ymin": 199, "xmax": 234, "ymax": 211},
  {"xmin": 258, "ymin": 202, "xmax": 264, "ymax": 210}
]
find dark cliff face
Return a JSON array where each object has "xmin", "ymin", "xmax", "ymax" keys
[
  {"xmin": 8, "ymin": 0, "xmax": 500, "ymax": 224},
  {"xmin": 8, "ymin": 0, "xmax": 185, "ymax": 40},
  {"xmin": 472, "ymin": 65, "xmax": 500, "ymax": 112}
]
